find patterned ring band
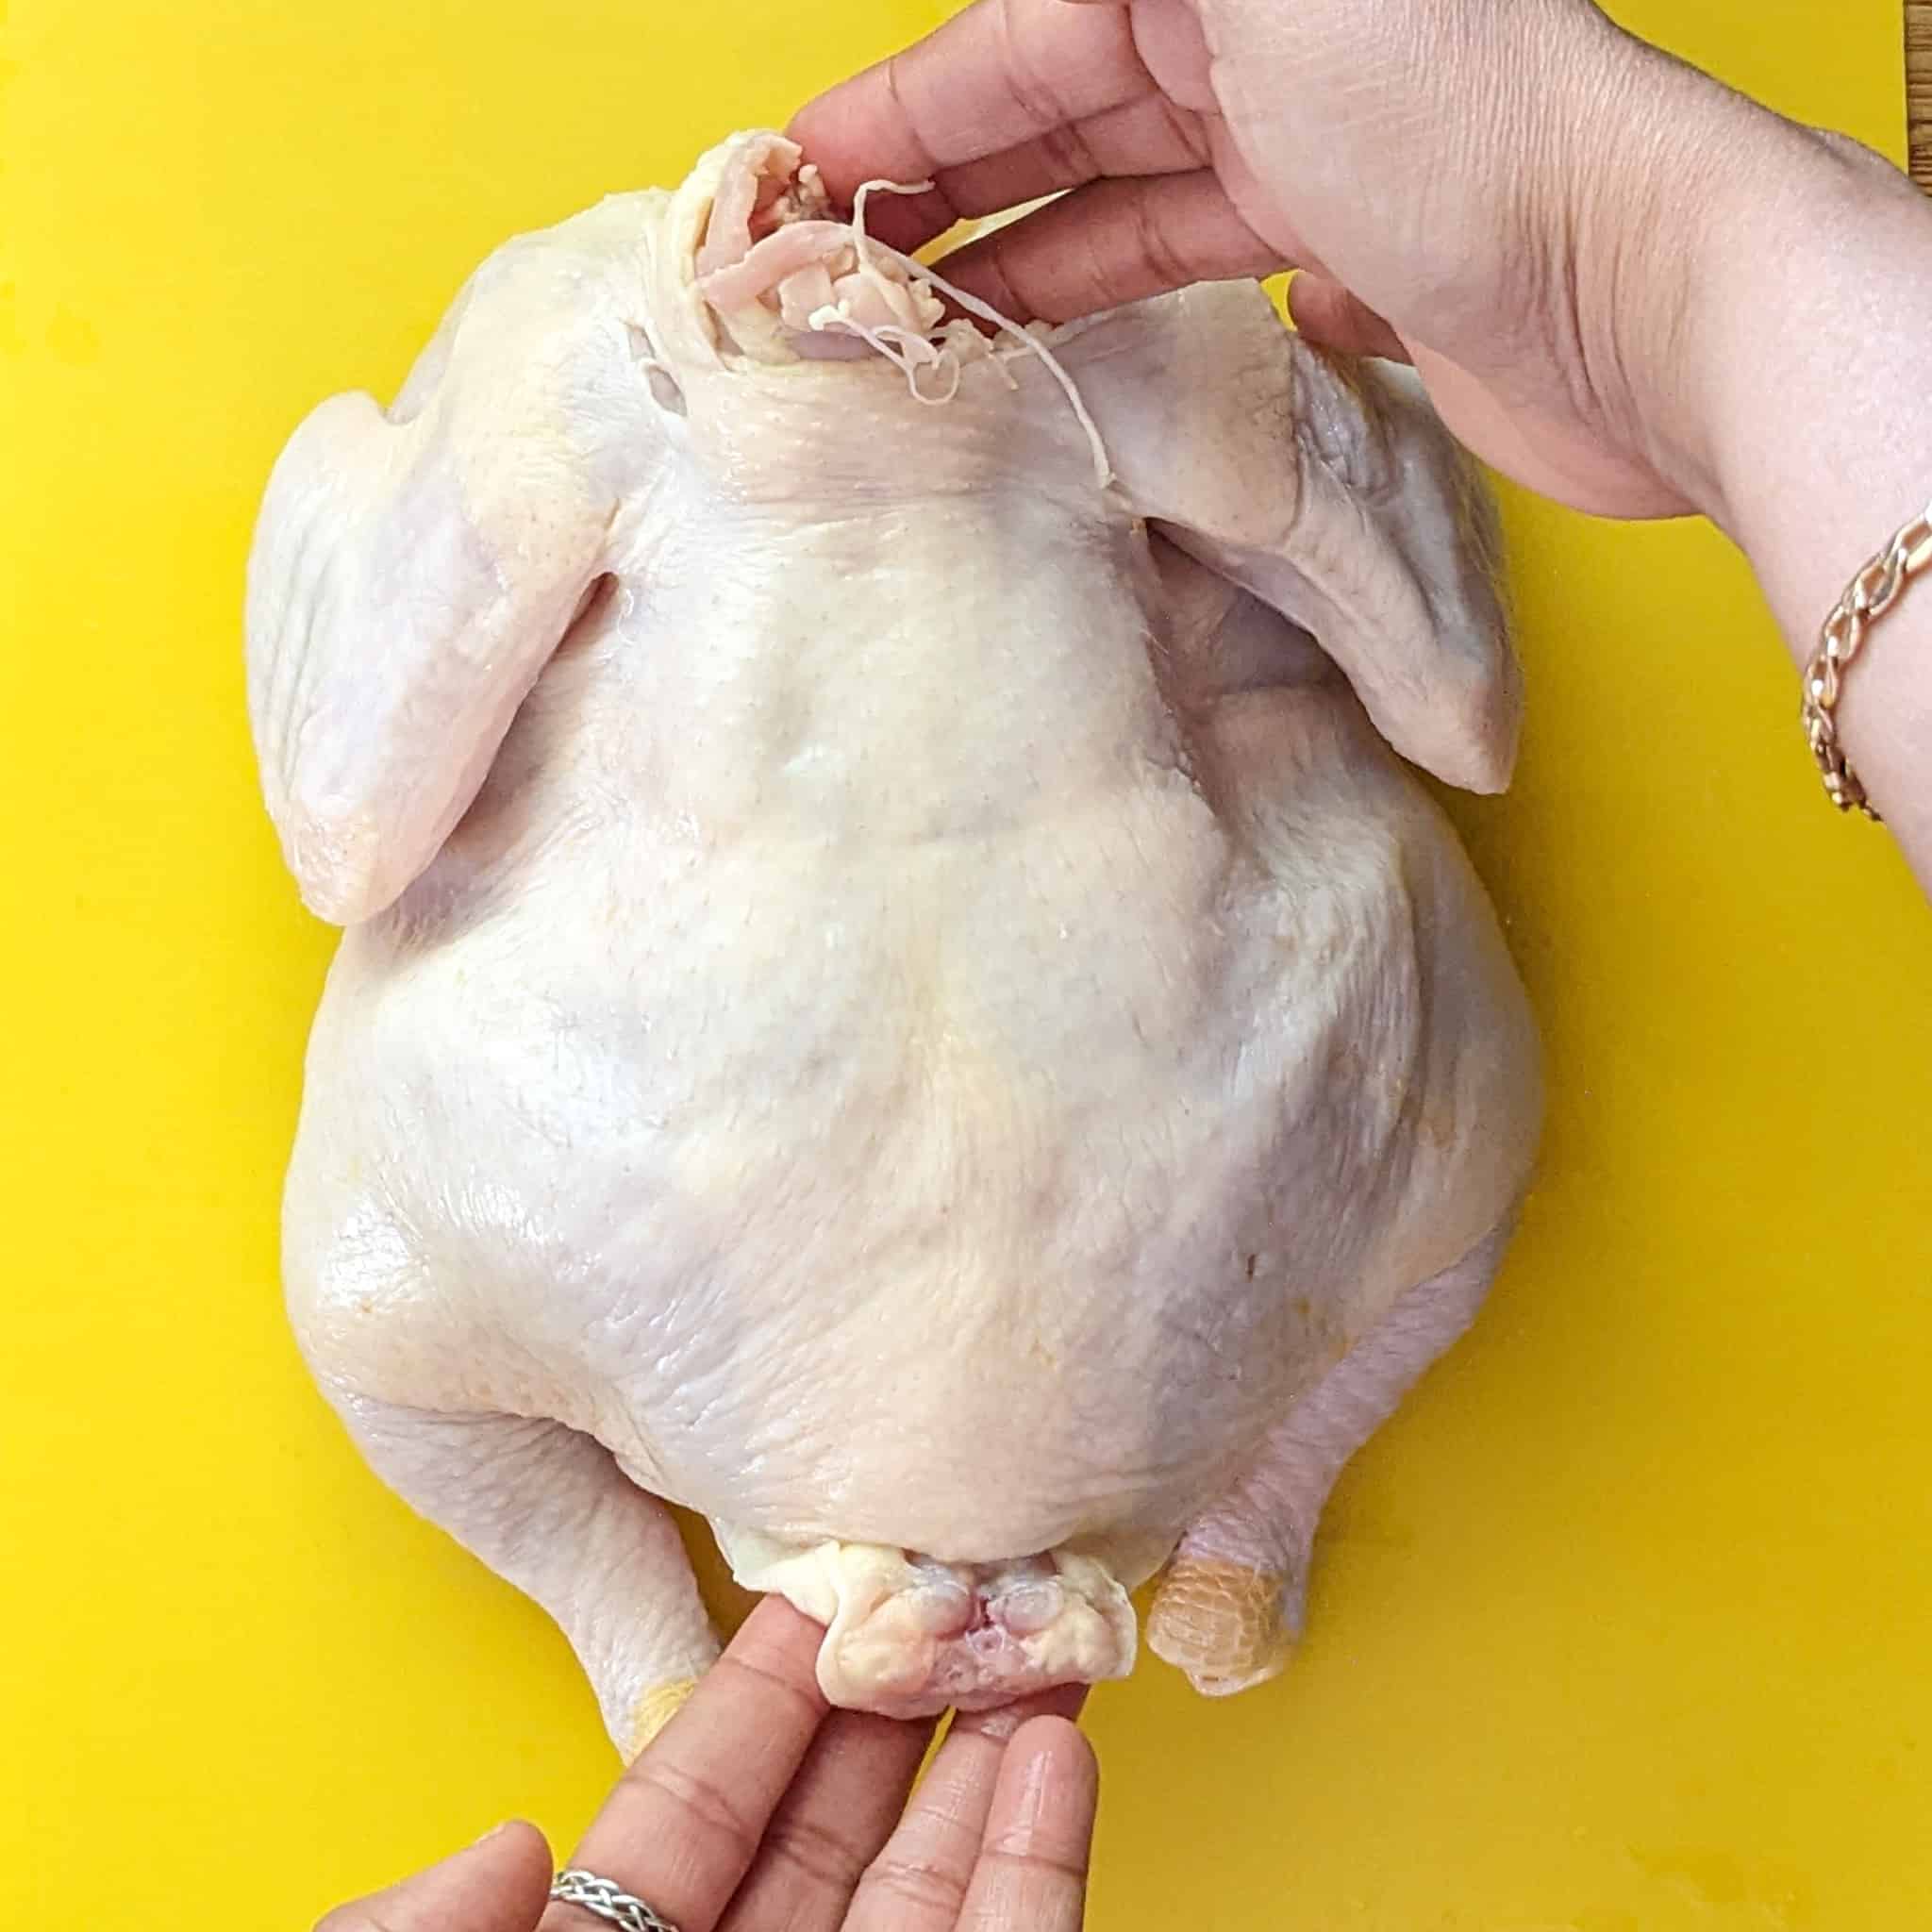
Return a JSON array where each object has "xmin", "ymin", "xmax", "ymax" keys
[{"xmin": 549, "ymin": 1867, "xmax": 684, "ymax": 1932}]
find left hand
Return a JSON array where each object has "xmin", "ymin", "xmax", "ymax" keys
[{"xmin": 318, "ymin": 1596, "xmax": 1101, "ymax": 1932}]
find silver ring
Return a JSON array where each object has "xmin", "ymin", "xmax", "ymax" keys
[{"xmin": 548, "ymin": 1867, "xmax": 683, "ymax": 1932}]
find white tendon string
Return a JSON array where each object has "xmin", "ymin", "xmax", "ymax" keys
[{"xmin": 822, "ymin": 177, "xmax": 1113, "ymax": 488}]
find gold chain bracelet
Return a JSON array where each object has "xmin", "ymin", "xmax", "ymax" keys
[{"xmin": 1801, "ymin": 500, "xmax": 1932, "ymax": 819}]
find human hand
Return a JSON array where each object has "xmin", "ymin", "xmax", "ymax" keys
[
  {"xmin": 797, "ymin": 0, "xmax": 1932, "ymax": 875},
  {"xmin": 791, "ymin": 0, "xmax": 1849, "ymax": 523},
  {"xmin": 318, "ymin": 1596, "xmax": 1099, "ymax": 1932}
]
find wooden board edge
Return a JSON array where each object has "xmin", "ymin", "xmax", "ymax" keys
[{"xmin": 1909, "ymin": 0, "xmax": 1932, "ymax": 191}]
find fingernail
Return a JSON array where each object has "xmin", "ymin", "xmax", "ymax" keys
[{"xmin": 470, "ymin": 1823, "xmax": 514, "ymax": 1848}]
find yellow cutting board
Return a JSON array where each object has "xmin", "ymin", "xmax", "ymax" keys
[{"xmin": 2, "ymin": 2, "xmax": 1928, "ymax": 1924}]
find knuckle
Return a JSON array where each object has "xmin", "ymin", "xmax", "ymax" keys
[
  {"xmin": 881, "ymin": 53, "xmax": 941, "ymax": 175},
  {"xmin": 995, "ymin": 0, "xmax": 1076, "ymax": 133},
  {"xmin": 636, "ymin": 1757, "xmax": 767, "ymax": 1863},
  {"xmin": 1071, "ymin": 218, "xmax": 1121, "ymax": 314},
  {"xmin": 1128, "ymin": 191, "xmax": 1191, "ymax": 290},
  {"xmin": 708, "ymin": 1649, "xmax": 824, "ymax": 1727},
  {"xmin": 1157, "ymin": 95, "xmax": 1212, "ymax": 169},
  {"xmin": 756, "ymin": 1807, "xmax": 872, "ymax": 1893},
  {"xmin": 859, "ymin": 1852, "xmax": 973, "ymax": 1920},
  {"xmin": 976, "ymin": 232, "xmax": 1034, "ymax": 318},
  {"xmin": 1038, "ymin": 117, "xmax": 1100, "ymax": 186},
  {"xmin": 978, "ymin": 1841, "xmax": 1093, "ymax": 1887}
]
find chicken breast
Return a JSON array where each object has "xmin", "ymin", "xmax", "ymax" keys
[{"xmin": 246, "ymin": 131, "xmax": 1541, "ymax": 1751}]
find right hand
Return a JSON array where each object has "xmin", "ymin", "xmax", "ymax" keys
[{"xmin": 791, "ymin": 0, "xmax": 1850, "ymax": 521}]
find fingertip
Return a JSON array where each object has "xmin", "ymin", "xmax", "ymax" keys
[
  {"xmin": 958, "ymin": 1715, "xmax": 1098, "ymax": 1932},
  {"xmin": 321, "ymin": 1818, "xmax": 553, "ymax": 1932},
  {"xmin": 785, "ymin": 56, "xmax": 940, "ymax": 208},
  {"xmin": 996, "ymin": 1714, "xmax": 1100, "ymax": 1827},
  {"xmin": 745, "ymin": 1590, "xmax": 831, "ymax": 1656},
  {"xmin": 952, "ymin": 1679, "xmax": 1090, "ymax": 1744},
  {"xmin": 1285, "ymin": 273, "xmax": 1411, "ymax": 362},
  {"xmin": 741, "ymin": 1589, "xmax": 825, "ymax": 1639},
  {"xmin": 1008, "ymin": 1713, "xmax": 1098, "ymax": 1773},
  {"xmin": 462, "ymin": 1819, "xmax": 554, "ymax": 1907},
  {"xmin": 707, "ymin": 1591, "xmax": 832, "ymax": 1717},
  {"xmin": 472, "ymin": 1816, "xmax": 552, "ymax": 1862},
  {"xmin": 784, "ymin": 100, "xmax": 855, "ymax": 194},
  {"xmin": 1046, "ymin": 1681, "xmax": 1091, "ymax": 1724}
]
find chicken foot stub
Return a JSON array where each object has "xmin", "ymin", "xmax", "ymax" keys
[{"xmin": 717, "ymin": 1530, "xmax": 1140, "ymax": 1716}]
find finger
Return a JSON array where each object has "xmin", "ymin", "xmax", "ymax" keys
[
  {"xmin": 872, "ymin": 92, "xmax": 1217, "ymax": 258},
  {"xmin": 540, "ymin": 1597, "xmax": 828, "ymax": 1932},
  {"xmin": 956, "ymin": 1718, "xmax": 1099, "ymax": 1932},
  {"xmin": 1286, "ymin": 274, "xmax": 1411, "ymax": 362},
  {"xmin": 832, "ymin": 90, "xmax": 1214, "ymax": 260},
  {"xmin": 318, "ymin": 1821, "xmax": 553, "ymax": 1932},
  {"xmin": 842, "ymin": 1687, "xmax": 1088, "ymax": 1932},
  {"xmin": 934, "ymin": 170, "xmax": 1280, "ymax": 324},
  {"xmin": 713, "ymin": 1708, "xmax": 936, "ymax": 1932},
  {"xmin": 789, "ymin": 0, "xmax": 1156, "ymax": 203},
  {"xmin": 934, "ymin": 90, "xmax": 1209, "ymax": 227}
]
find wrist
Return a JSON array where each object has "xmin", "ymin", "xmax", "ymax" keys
[
  {"xmin": 1557, "ymin": 31, "xmax": 1791, "ymax": 523},
  {"xmin": 1663, "ymin": 120, "xmax": 1932, "ymax": 868},
  {"xmin": 1680, "ymin": 121, "xmax": 1932, "ymax": 548}
]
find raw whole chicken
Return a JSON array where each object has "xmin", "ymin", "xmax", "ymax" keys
[{"xmin": 246, "ymin": 130, "xmax": 1541, "ymax": 1754}]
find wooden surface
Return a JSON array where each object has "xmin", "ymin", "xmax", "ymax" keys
[{"xmin": 1910, "ymin": 0, "xmax": 1932, "ymax": 187}]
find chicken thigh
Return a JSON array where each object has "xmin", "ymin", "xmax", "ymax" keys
[{"xmin": 246, "ymin": 132, "xmax": 1541, "ymax": 1754}]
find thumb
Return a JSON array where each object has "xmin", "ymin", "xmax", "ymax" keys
[{"xmin": 316, "ymin": 1821, "xmax": 554, "ymax": 1932}]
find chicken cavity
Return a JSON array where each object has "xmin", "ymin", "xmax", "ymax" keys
[{"xmin": 693, "ymin": 132, "xmax": 978, "ymax": 394}]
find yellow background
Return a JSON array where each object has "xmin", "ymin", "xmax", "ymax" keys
[{"xmin": 4, "ymin": 2, "xmax": 1930, "ymax": 1925}]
